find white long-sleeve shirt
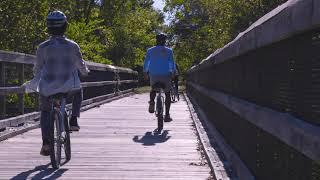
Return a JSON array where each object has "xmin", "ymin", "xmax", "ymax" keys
[{"xmin": 29, "ymin": 35, "xmax": 89, "ymax": 97}]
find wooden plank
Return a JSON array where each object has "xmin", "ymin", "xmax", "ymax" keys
[
  {"xmin": 77, "ymin": 89, "xmax": 133, "ymax": 108},
  {"xmin": 81, "ymin": 81, "xmax": 116, "ymax": 88},
  {"xmin": 0, "ymin": 80, "xmax": 137, "ymax": 95},
  {"xmin": 0, "ymin": 93, "xmax": 212, "ymax": 179},
  {"xmin": 188, "ymin": 82, "xmax": 320, "ymax": 162},
  {"xmin": 185, "ymin": 92, "xmax": 253, "ymax": 180},
  {"xmin": 86, "ymin": 61, "xmax": 137, "ymax": 74},
  {"xmin": 119, "ymin": 80, "xmax": 139, "ymax": 84},
  {"xmin": 0, "ymin": 50, "xmax": 137, "ymax": 75},
  {"xmin": 0, "ymin": 123, "xmax": 40, "ymax": 142},
  {"xmin": 0, "ymin": 112, "xmax": 40, "ymax": 129},
  {"xmin": 0, "ymin": 50, "xmax": 35, "ymax": 65},
  {"xmin": 0, "ymin": 86, "xmax": 24, "ymax": 95},
  {"xmin": 0, "ymin": 89, "xmax": 133, "ymax": 130}
]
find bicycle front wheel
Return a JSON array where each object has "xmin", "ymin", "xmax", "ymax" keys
[
  {"xmin": 64, "ymin": 113, "xmax": 71, "ymax": 162},
  {"xmin": 49, "ymin": 109, "xmax": 62, "ymax": 169}
]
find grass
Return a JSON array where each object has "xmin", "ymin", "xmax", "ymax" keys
[
  {"xmin": 134, "ymin": 85, "xmax": 186, "ymax": 94},
  {"xmin": 134, "ymin": 86, "xmax": 152, "ymax": 94}
]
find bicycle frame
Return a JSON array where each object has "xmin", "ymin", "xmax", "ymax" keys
[
  {"xmin": 156, "ymin": 89, "xmax": 165, "ymax": 116},
  {"xmin": 49, "ymin": 95, "xmax": 71, "ymax": 169},
  {"xmin": 51, "ymin": 97, "xmax": 67, "ymax": 134}
]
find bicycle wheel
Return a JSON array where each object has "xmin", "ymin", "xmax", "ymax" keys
[
  {"xmin": 171, "ymin": 90, "xmax": 176, "ymax": 102},
  {"xmin": 49, "ymin": 109, "xmax": 62, "ymax": 169},
  {"xmin": 63, "ymin": 113, "xmax": 71, "ymax": 162},
  {"xmin": 156, "ymin": 95, "xmax": 164, "ymax": 132}
]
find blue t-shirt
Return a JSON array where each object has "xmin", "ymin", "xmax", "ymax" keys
[{"xmin": 143, "ymin": 46, "xmax": 176, "ymax": 76}]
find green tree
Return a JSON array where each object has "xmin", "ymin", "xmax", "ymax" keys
[{"xmin": 164, "ymin": 0, "xmax": 287, "ymax": 73}]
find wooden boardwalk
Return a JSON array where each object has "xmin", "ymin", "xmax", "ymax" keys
[{"xmin": 0, "ymin": 94, "xmax": 211, "ymax": 180}]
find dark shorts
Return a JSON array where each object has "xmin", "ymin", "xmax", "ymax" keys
[
  {"xmin": 40, "ymin": 89, "xmax": 82, "ymax": 112},
  {"xmin": 150, "ymin": 75, "xmax": 171, "ymax": 92}
]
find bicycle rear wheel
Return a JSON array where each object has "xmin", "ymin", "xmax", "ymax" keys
[
  {"xmin": 49, "ymin": 109, "xmax": 62, "ymax": 169},
  {"xmin": 156, "ymin": 95, "xmax": 164, "ymax": 132}
]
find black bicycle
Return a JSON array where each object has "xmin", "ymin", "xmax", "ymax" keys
[
  {"xmin": 153, "ymin": 83, "xmax": 165, "ymax": 133},
  {"xmin": 48, "ymin": 93, "xmax": 71, "ymax": 169}
]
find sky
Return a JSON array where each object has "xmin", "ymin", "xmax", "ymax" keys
[
  {"xmin": 153, "ymin": 0, "xmax": 165, "ymax": 10},
  {"xmin": 152, "ymin": 0, "xmax": 171, "ymax": 25}
]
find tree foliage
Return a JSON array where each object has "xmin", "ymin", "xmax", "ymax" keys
[
  {"xmin": 164, "ymin": 0, "xmax": 287, "ymax": 73},
  {"xmin": 0, "ymin": 0, "xmax": 289, "ymax": 72},
  {"xmin": 0, "ymin": 0, "xmax": 163, "ymax": 67}
]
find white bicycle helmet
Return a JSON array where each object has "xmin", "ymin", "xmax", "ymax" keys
[{"xmin": 46, "ymin": 11, "xmax": 67, "ymax": 28}]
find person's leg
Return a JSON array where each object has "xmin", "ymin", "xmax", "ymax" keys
[
  {"xmin": 148, "ymin": 76, "xmax": 157, "ymax": 113},
  {"xmin": 174, "ymin": 77, "xmax": 179, "ymax": 99},
  {"xmin": 150, "ymin": 89, "xmax": 156, "ymax": 102},
  {"xmin": 69, "ymin": 89, "xmax": 82, "ymax": 131},
  {"xmin": 163, "ymin": 76, "xmax": 173, "ymax": 122},
  {"xmin": 165, "ymin": 91, "xmax": 171, "ymax": 116},
  {"xmin": 39, "ymin": 96, "xmax": 51, "ymax": 156},
  {"xmin": 71, "ymin": 89, "xmax": 82, "ymax": 118},
  {"xmin": 174, "ymin": 77, "xmax": 179, "ymax": 93},
  {"xmin": 148, "ymin": 89, "xmax": 156, "ymax": 113}
]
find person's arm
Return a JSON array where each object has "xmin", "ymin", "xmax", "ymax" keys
[
  {"xmin": 168, "ymin": 50, "xmax": 175, "ymax": 76},
  {"xmin": 143, "ymin": 50, "xmax": 151, "ymax": 74},
  {"xmin": 74, "ymin": 44, "xmax": 89, "ymax": 76},
  {"xmin": 33, "ymin": 47, "xmax": 44, "ymax": 76},
  {"xmin": 143, "ymin": 50, "xmax": 151, "ymax": 79}
]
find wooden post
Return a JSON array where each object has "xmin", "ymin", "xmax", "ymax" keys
[
  {"xmin": 18, "ymin": 64, "xmax": 24, "ymax": 115},
  {"xmin": 0, "ymin": 62, "xmax": 6, "ymax": 120}
]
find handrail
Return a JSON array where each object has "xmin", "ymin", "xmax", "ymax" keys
[
  {"xmin": 0, "ymin": 50, "xmax": 138, "ymax": 130},
  {"xmin": 0, "ymin": 80, "xmax": 138, "ymax": 95},
  {"xmin": 186, "ymin": 0, "xmax": 320, "ymax": 179},
  {"xmin": 0, "ymin": 50, "xmax": 137, "ymax": 74}
]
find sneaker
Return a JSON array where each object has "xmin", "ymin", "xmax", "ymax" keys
[
  {"xmin": 148, "ymin": 101, "xmax": 155, "ymax": 113},
  {"xmin": 40, "ymin": 144, "xmax": 50, "ymax": 156},
  {"xmin": 69, "ymin": 116, "xmax": 80, "ymax": 131},
  {"xmin": 164, "ymin": 114, "xmax": 172, "ymax": 122}
]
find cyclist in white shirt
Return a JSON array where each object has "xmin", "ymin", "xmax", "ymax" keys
[{"xmin": 31, "ymin": 11, "xmax": 89, "ymax": 156}]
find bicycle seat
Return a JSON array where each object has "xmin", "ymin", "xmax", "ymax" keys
[{"xmin": 152, "ymin": 82, "xmax": 166, "ymax": 90}]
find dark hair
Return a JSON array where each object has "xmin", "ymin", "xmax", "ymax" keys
[
  {"xmin": 156, "ymin": 33, "xmax": 167, "ymax": 46},
  {"xmin": 47, "ymin": 22, "xmax": 67, "ymax": 35}
]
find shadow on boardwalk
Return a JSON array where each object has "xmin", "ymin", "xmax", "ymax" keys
[
  {"xmin": 10, "ymin": 163, "xmax": 68, "ymax": 180},
  {"xmin": 133, "ymin": 130, "xmax": 171, "ymax": 146}
]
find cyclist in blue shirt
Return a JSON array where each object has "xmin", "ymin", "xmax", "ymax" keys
[{"xmin": 143, "ymin": 33, "xmax": 176, "ymax": 122}]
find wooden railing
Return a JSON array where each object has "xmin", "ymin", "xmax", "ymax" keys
[
  {"xmin": 186, "ymin": 1, "xmax": 320, "ymax": 180},
  {"xmin": 0, "ymin": 50, "xmax": 138, "ymax": 131}
]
